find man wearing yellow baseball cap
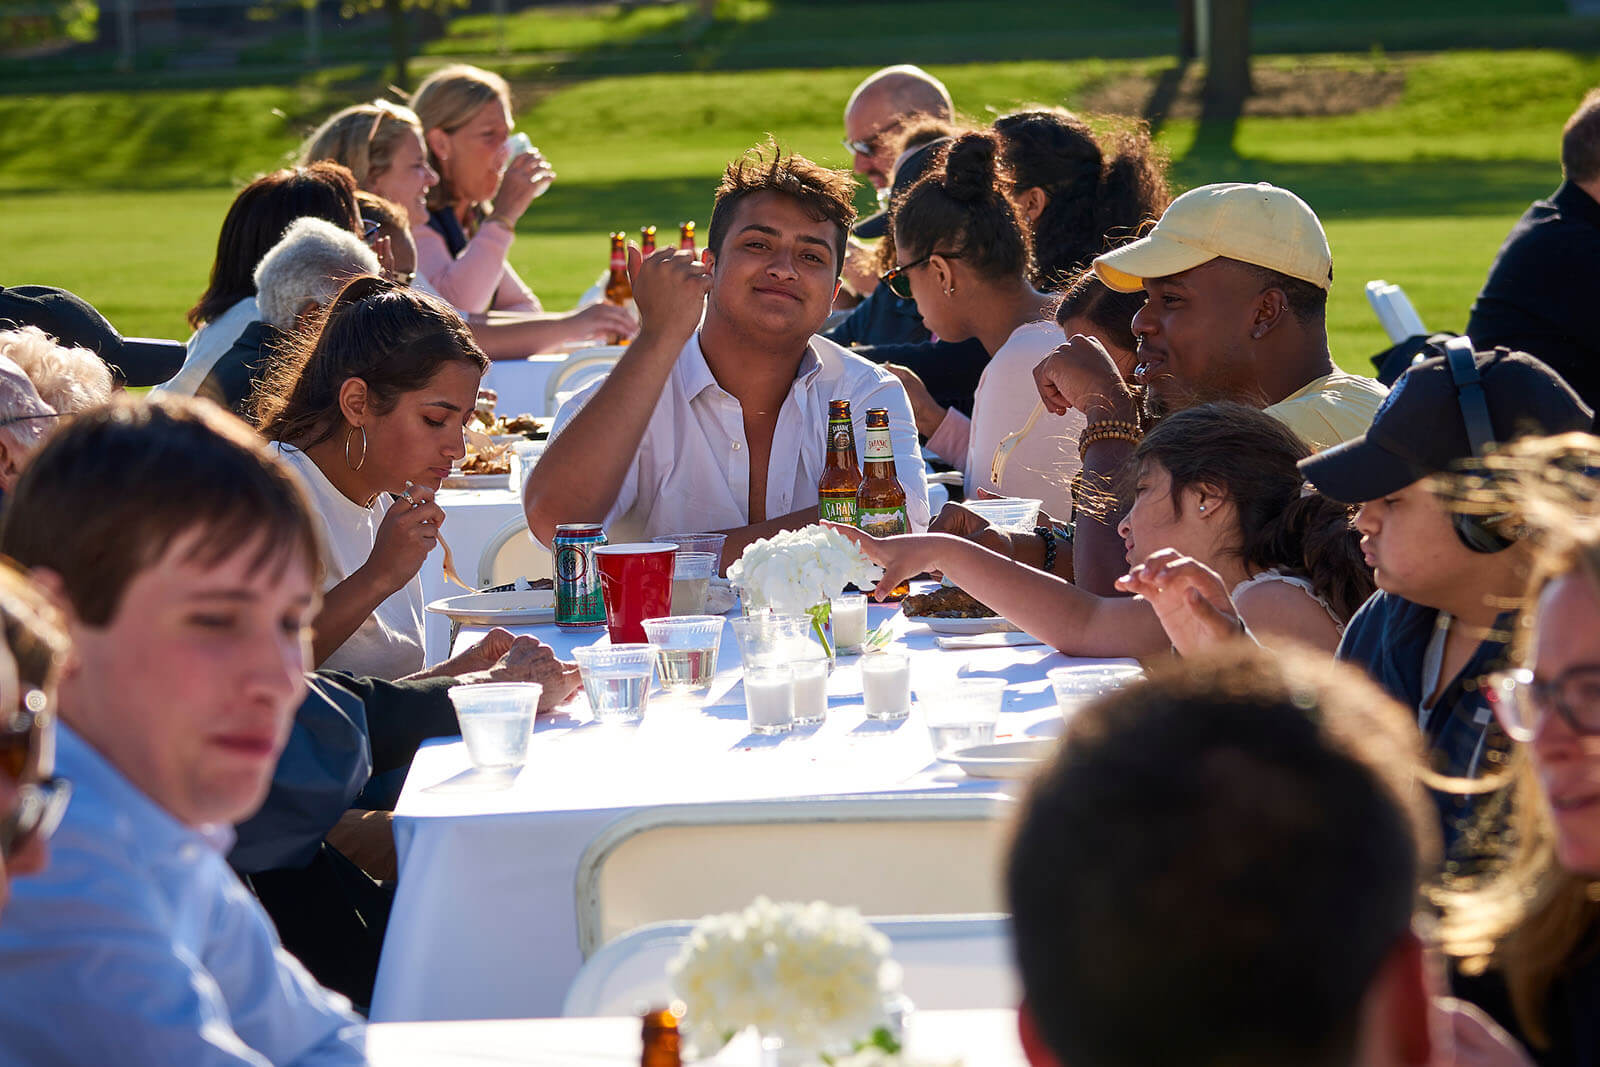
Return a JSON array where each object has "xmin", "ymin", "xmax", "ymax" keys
[{"xmin": 1076, "ymin": 181, "xmax": 1387, "ymax": 451}]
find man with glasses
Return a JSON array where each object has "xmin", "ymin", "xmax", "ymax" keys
[
  {"xmin": 1300, "ymin": 345, "xmax": 1591, "ymax": 873},
  {"xmin": 0, "ymin": 562, "xmax": 72, "ymax": 920},
  {"xmin": 526, "ymin": 143, "xmax": 928, "ymax": 556},
  {"xmin": 841, "ymin": 64, "xmax": 952, "ymax": 192}
]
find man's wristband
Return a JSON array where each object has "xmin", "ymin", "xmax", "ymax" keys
[{"xmin": 1078, "ymin": 418, "xmax": 1142, "ymax": 460}]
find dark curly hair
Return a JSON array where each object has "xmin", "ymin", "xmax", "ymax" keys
[
  {"xmin": 892, "ymin": 131, "xmax": 1031, "ymax": 282},
  {"xmin": 994, "ymin": 108, "xmax": 1170, "ymax": 290}
]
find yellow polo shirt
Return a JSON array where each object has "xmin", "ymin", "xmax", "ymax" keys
[{"xmin": 1264, "ymin": 371, "xmax": 1389, "ymax": 451}]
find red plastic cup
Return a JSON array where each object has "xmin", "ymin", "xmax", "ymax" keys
[{"xmin": 594, "ymin": 543, "xmax": 677, "ymax": 644}]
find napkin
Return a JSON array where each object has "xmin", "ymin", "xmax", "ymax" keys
[{"xmin": 935, "ymin": 631, "xmax": 1045, "ymax": 650}]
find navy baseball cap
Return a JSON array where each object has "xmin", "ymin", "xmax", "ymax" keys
[
  {"xmin": 1300, "ymin": 346, "xmax": 1593, "ymax": 504},
  {"xmin": 0, "ymin": 285, "xmax": 185, "ymax": 388},
  {"xmin": 852, "ymin": 137, "xmax": 951, "ymax": 240}
]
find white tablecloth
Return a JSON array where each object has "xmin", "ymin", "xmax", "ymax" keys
[
  {"xmin": 421, "ymin": 488, "xmax": 534, "ymax": 664},
  {"xmin": 371, "ymin": 605, "xmax": 1115, "ymax": 1022},
  {"xmin": 367, "ymin": 1008, "xmax": 1025, "ymax": 1065},
  {"xmin": 480, "ymin": 353, "xmax": 572, "ymax": 418}
]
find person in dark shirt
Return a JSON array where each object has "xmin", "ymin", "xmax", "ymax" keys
[
  {"xmin": 1301, "ymin": 343, "xmax": 1591, "ymax": 873},
  {"xmin": 1467, "ymin": 89, "xmax": 1600, "ymax": 408}
]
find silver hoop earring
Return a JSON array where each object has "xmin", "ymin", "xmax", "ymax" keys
[{"xmin": 345, "ymin": 425, "xmax": 367, "ymax": 471}]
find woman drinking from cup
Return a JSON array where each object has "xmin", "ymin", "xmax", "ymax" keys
[
  {"xmin": 301, "ymin": 97, "xmax": 634, "ymax": 355},
  {"xmin": 254, "ymin": 276, "xmax": 503, "ymax": 679},
  {"xmin": 835, "ymin": 403, "xmax": 1373, "ymax": 657}
]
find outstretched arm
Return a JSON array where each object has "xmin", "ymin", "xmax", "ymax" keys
[{"xmin": 827, "ymin": 523, "xmax": 1170, "ymax": 658}]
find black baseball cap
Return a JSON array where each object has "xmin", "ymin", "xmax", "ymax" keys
[
  {"xmin": 0, "ymin": 285, "xmax": 186, "ymax": 388},
  {"xmin": 1300, "ymin": 346, "xmax": 1593, "ymax": 504},
  {"xmin": 852, "ymin": 137, "xmax": 952, "ymax": 240}
]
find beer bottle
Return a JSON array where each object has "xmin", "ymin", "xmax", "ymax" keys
[
  {"xmin": 604, "ymin": 232, "xmax": 632, "ymax": 308},
  {"xmin": 640, "ymin": 224, "xmax": 657, "ymax": 256},
  {"xmin": 678, "ymin": 220, "xmax": 696, "ymax": 253},
  {"xmin": 857, "ymin": 407, "xmax": 910, "ymax": 536},
  {"xmin": 640, "ymin": 1006, "xmax": 681, "ymax": 1067},
  {"xmin": 818, "ymin": 398, "xmax": 861, "ymax": 525}
]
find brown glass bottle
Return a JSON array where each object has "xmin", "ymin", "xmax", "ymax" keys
[
  {"xmin": 604, "ymin": 232, "xmax": 632, "ymax": 308},
  {"xmin": 604, "ymin": 231, "xmax": 633, "ymax": 344},
  {"xmin": 856, "ymin": 407, "xmax": 910, "ymax": 537},
  {"xmin": 678, "ymin": 220, "xmax": 696, "ymax": 253},
  {"xmin": 818, "ymin": 398, "xmax": 862, "ymax": 526},
  {"xmin": 640, "ymin": 224, "xmax": 658, "ymax": 256},
  {"xmin": 640, "ymin": 1006, "xmax": 681, "ymax": 1067}
]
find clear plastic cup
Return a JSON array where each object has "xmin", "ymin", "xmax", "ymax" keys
[
  {"xmin": 572, "ymin": 643, "xmax": 660, "ymax": 724},
  {"xmin": 447, "ymin": 682, "xmax": 543, "ymax": 769},
  {"xmin": 963, "ymin": 497, "xmax": 1044, "ymax": 532},
  {"xmin": 861, "ymin": 652, "xmax": 911, "ymax": 721},
  {"xmin": 790, "ymin": 653, "xmax": 830, "ymax": 726},
  {"xmin": 641, "ymin": 615, "xmax": 724, "ymax": 696},
  {"xmin": 829, "ymin": 592, "xmax": 869, "ymax": 654},
  {"xmin": 744, "ymin": 664, "xmax": 795, "ymax": 735},
  {"xmin": 1048, "ymin": 664, "xmax": 1145, "ymax": 725},
  {"xmin": 728, "ymin": 614, "xmax": 813, "ymax": 671},
  {"xmin": 668, "ymin": 552, "xmax": 717, "ymax": 616},
  {"xmin": 652, "ymin": 532, "xmax": 727, "ymax": 568},
  {"xmin": 920, "ymin": 677, "xmax": 1007, "ymax": 757}
]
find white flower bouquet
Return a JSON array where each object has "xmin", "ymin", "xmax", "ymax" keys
[
  {"xmin": 727, "ymin": 525, "xmax": 883, "ymax": 657},
  {"xmin": 668, "ymin": 896, "xmax": 904, "ymax": 1060}
]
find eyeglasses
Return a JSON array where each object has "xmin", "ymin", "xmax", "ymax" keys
[
  {"xmin": 841, "ymin": 118, "xmax": 904, "ymax": 159},
  {"xmin": 880, "ymin": 251, "xmax": 961, "ymax": 300},
  {"xmin": 0, "ymin": 689, "xmax": 70, "ymax": 859},
  {"xmin": 1484, "ymin": 666, "xmax": 1600, "ymax": 742}
]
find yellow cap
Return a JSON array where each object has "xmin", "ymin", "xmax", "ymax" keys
[{"xmin": 1092, "ymin": 182, "xmax": 1332, "ymax": 294}]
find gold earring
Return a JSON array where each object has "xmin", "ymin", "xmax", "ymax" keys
[{"xmin": 345, "ymin": 425, "xmax": 367, "ymax": 471}]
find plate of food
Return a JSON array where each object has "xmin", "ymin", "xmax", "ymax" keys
[
  {"xmin": 442, "ymin": 472, "xmax": 512, "ymax": 490},
  {"xmin": 945, "ymin": 738, "xmax": 1056, "ymax": 780},
  {"xmin": 901, "ymin": 586, "xmax": 1020, "ymax": 634},
  {"xmin": 425, "ymin": 584, "xmax": 556, "ymax": 625}
]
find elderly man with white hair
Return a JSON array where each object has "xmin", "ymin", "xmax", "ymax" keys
[
  {"xmin": 190, "ymin": 216, "xmax": 379, "ymax": 415},
  {"xmin": 0, "ymin": 354, "xmax": 57, "ymax": 495},
  {"xmin": 0, "ymin": 325, "xmax": 114, "ymax": 418}
]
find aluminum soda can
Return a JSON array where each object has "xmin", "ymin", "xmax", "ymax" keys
[{"xmin": 554, "ymin": 523, "xmax": 607, "ymax": 630}]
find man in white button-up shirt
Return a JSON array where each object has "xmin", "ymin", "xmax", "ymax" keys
[{"xmin": 527, "ymin": 144, "xmax": 929, "ymax": 562}]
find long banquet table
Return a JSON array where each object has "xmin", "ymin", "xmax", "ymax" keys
[
  {"xmin": 368, "ymin": 1008, "xmax": 1026, "ymax": 1064},
  {"xmin": 371, "ymin": 602, "xmax": 1116, "ymax": 1022}
]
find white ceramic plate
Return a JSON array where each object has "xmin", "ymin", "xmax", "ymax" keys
[
  {"xmin": 442, "ymin": 471, "xmax": 512, "ymax": 490},
  {"xmin": 425, "ymin": 589, "xmax": 556, "ymax": 625},
  {"xmin": 912, "ymin": 615, "xmax": 1022, "ymax": 635},
  {"xmin": 945, "ymin": 739, "xmax": 1056, "ymax": 779}
]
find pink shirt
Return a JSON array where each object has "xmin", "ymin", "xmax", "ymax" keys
[{"xmin": 414, "ymin": 217, "xmax": 539, "ymax": 315}]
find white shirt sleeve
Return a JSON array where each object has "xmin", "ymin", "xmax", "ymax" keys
[{"xmin": 548, "ymin": 376, "xmax": 640, "ymax": 532}]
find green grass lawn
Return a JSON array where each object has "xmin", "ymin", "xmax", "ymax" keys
[{"xmin": 2, "ymin": 46, "xmax": 1594, "ymax": 373}]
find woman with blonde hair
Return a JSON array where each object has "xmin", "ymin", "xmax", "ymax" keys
[
  {"xmin": 303, "ymin": 88, "xmax": 635, "ymax": 353},
  {"xmin": 409, "ymin": 65, "xmax": 547, "ymax": 314},
  {"xmin": 1438, "ymin": 435, "xmax": 1600, "ymax": 1066}
]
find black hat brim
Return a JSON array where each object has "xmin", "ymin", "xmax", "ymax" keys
[
  {"xmin": 852, "ymin": 210, "xmax": 889, "ymax": 240},
  {"xmin": 1298, "ymin": 432, "xmax": 1430, "ymax": 505}
]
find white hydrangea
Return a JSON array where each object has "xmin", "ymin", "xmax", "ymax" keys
[
  {"xmin": 728, "ymin": 525, "xmax": 884, "ymax": 615},
  {"xmin": 668, "ymin": 896, "xmax": 903, "ymax": 1055}
]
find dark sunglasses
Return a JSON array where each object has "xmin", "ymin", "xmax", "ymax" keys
[
  {"xmin": 880, "ymin": 251, "xmax": 961, "ymax": 300},
  {"xmin": 0, "ymin": 691, "xmax": 70, "ymax": 859}
]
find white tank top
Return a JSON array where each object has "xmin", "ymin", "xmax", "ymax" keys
[{"xmin": 1231, "ymin": 568, "xmax": 1346, "ymax": 635}]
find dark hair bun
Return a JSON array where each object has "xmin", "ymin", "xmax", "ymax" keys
[{"xmin": 942, "ymin": 133, "xmax": 1000, "ymax": 203}]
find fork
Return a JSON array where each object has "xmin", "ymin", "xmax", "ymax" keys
[{"xmin": 990, "ymin": 400, "xmax": 1047, "ymax": 487}]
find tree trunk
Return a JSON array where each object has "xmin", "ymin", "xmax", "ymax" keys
[
  {"xmin": 385, "ymin": 0, "xmax": 409, "ymax": 90},
  {"xmin": 1204, "ymin": 0, "xmax": 1253, "ymax": 113},
  {"xmin": 1176, "ymin": 0, "xmax": 1197, "ymax": 60}
]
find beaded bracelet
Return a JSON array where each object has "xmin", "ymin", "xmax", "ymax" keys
[
  {"xmin": 1078, "ymin": 418, "xmax": 1143, "ymax": 460},
  {"xmin": 1034, "ymin": 523, "xmax": 1057, "ymax": 573}
]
